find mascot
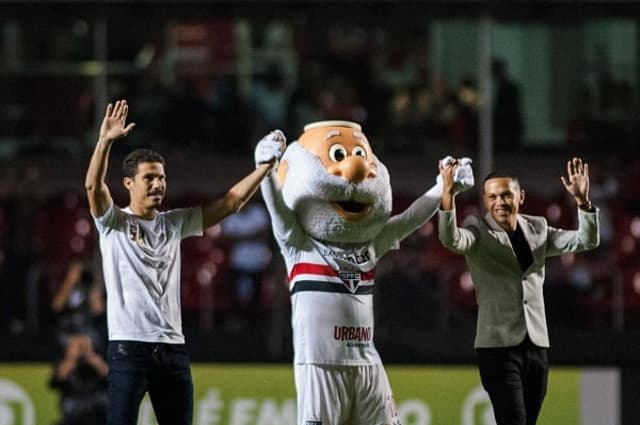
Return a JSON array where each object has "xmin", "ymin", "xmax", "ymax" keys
[{"xmin": 255, "ymin": 121, "xmax": 473, "ymax": 425}]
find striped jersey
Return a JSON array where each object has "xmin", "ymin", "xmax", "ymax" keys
[
  {"xmin": 288, "ymin": 238, "xmax": 382, "ymax": 365},
  {"xmin": 261, "ymin": 174, "xmax": 443, "ymax": 366}
]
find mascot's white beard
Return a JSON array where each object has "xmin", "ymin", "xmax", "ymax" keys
[{"xmin": 281, "ymin": 142, "xmax": 392, "ymax": 244}]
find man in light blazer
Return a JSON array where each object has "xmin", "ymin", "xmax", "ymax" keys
[{"xmin": 438, "ymin": 157, "xmax": 599, "ymax": 425}]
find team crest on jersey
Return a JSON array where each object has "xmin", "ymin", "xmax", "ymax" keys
[
  {"xmin": 128, "ymin": 221, "xmax": 146, "ymax": 247},
  {"xmin": 338, "ymin": 271, "xmax": 361, "ymax": 293}
]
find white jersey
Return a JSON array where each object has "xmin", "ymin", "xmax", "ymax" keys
[
  {"xmin": 288, "ymin": 237, "xmax": 382, "ymax": 365},
  {"xmin": 261, "ymin": 175, "xmax": 443, "ymax": 366},
  {"xmin": 93, "ymin": 203, "xmax": 202, "ymax": 344}
]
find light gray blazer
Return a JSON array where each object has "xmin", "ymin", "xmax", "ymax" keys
[{"xmin": 438, "ymin": 208, "xmax": 600, "ymax": 348}]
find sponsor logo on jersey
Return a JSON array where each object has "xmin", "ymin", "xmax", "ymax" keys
[
  {"xmin": 305, "ymin": 421, "xmax": 322, "ymax": 425},
  {"xmin": 334, "ymin": 325, "xmax": 372, "ymax": 342},
  {"xmin": 322, "ymin": 248, "xmax": 371, "ymax": 265}
]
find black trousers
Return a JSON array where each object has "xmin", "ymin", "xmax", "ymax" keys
[
  {"xmin": 107, "ymin": 341, "xmax": 193, "ymax": 425},
  {"xmin": 476, "ymin": 335, "xmax": 548, "ymax": 425}
]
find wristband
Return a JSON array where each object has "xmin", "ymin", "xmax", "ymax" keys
[{"xmin": 578, "ymin": 201, "xmax": 593, "ymax": 211}]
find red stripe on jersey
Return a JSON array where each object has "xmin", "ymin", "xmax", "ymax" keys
[{"xmin": 289, "ymin": 263, "xmax": 375, "ymax": 281}]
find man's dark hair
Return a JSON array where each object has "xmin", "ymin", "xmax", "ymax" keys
[
  {"xmin": 122, "ymin": 149, "xmax": 165, "ymax": 178},
  {"xmin": 483, "ymin": 171, "xmax": 521, "ymax": 190}
]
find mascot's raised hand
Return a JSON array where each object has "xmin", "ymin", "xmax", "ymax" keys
[
  {"xmin": 255, "ymin": 129, "xmax": 286, "ymax": 167},
  {"xmin": 438, "ymin": 155, "xmax": 475, "ymax": 194},
  {"xmin": 455, "ymin": 157, "xmax": 475, "ymax": 191}
]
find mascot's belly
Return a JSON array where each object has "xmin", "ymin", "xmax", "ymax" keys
[{"xmin": 291, "ymin": 291, "xmax": 381, "ymax": 365}]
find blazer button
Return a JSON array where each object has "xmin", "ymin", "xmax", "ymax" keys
[{"xmin": 523, "ymin": 299, "xmax": 528, "ymax": 304}]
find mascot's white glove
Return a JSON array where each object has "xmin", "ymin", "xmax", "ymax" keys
[
  {"xmin": 255, "ymin": 130, "xmax": 286, "ymax": 167},
  {"xmin": 453, "ymin": 156, "xmax": 474, "ymax": 192},
  {"xmin": 437, "ymin": 156, "xmax": 475, "ymax": 193}
]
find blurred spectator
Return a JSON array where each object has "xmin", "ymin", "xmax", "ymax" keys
[
  {"xmin": 317, "ymin": 76, "xmax": 368, "ymax": 124},
  {"xmin": 208, "ymin": 75, "xmax": 253, "ymax": 154},
  {"xmin": 377, "ymin": 231, "xmax": 444, "ymax": 331},
  {"xmin": 129, "ymin": 74, "xmax": 173, "ymax": 152},
  {"xmin": 567, "ymin": 86, "xmax": 596, "ymax": 146},
  {"xmin": 166, "ymin": 78, "xmax": 216, "ymax": 153},
  {"xmin": 321, "ymin": 23, "xmax": 373, "ymax": 106},
  {"xmin": 545, "ymin": 254, "xmax": 593, "ymax": 328},
  {"xmin": 251, "ymin": 65, "xmax": 291, "ymax": 137},
  {"xmin": 597, "ymin": 76, "xmax": 635, "ymax": 148},
  {"xmin": 0, "ymin": 164, "xmax": 43, "ymax": 333},
  {"xmin": 385, "ymin": 71, "xmax": 467, "ymax": 154},
  {"xmin": 51, "ymin": 259, "xmax": 106, "ymax": 350},
  {"xmin": 220, "ymin": 201, "xmax": 273, "ymax": 330},
  {"xmin": 286, "ymin": 60, "xmax": 325, "ymax": 137},
  {"xmin": 619, "ymin": 156, "xmax": 640, "ymax": 214},
  {"xmin": 386, "ymin": 87, "xmax": 417, "ymax": 150},
  {"xmin": 567, "ymin": 76, "xmax": 638, "ymax": 149},
  {"xmin": 491, "ymin": 57, "xmax": 523, "ymax": 150},
  {"xmin": 372, "ymin": 26, "xmax": 426, "ymax": 94},
  {"xmin": 259, "ymin": 20, "xmax": 298, "ymax": 91},
  {"xmin": 449, "ymin": 77, "xmax": 479, "ymax": 151},
  {"xmin": 50, "ymin": 333, "xmax": 108, "ymax": 425},
  {"xmin": 588, "ymin": 159, "xmax": 619, "ymax": 251}
]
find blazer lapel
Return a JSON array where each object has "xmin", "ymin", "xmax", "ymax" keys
[
  {"xmin": 483, "ymin": 212, "xmax": 512, "ymax": 246},
  {"xmin": 483, "ymin": 213, "xmax": 526, "ymax": 269},
  {"xmin": 516, "ymin": 215, "xmax": 539, "ymax": 273}
]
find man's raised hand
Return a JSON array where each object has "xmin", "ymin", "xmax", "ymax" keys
[
  {"xmin": 99, "ymin": 99, "xmax": 136, "ymax": 143},
  {"xmin": 561, "ymin": 157, "xmax": 590, "ymax": 203},
  {"xmin": 437, "ymin": 156, "xmax": 475, "ymax": 194}
]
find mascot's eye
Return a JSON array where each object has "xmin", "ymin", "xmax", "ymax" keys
[
  {"xmin": 352, "ymin": 146, "xmax": 367, "ymax": 159},
  {"xmin": 329, "ymin": 144, "xmax": 348, "ymax": 162}
]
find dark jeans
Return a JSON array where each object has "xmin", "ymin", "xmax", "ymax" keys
[
  {"xmin": 477, "ymin": 336, "xmax": 548, "ymax": 425},
  {"xmin": 107, "ymin": 341, "xmax": 193, "ymax": 425}
]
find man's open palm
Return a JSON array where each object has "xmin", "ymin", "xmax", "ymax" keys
[
  {"xmin": 99, "ymin": 99, "xmax": 135, "ymax": 142},
  {"xmin": 561, "ymin": 157, "xmax": 590, "ymax": 199}
]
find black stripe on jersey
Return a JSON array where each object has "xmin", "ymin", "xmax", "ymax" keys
[{"xmin": 291, "ymin": 280, "xmax": 375, "ymax": 295}]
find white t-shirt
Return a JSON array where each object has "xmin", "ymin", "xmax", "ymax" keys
[{"xmin": 93, "ymin": 203, "xmax": 203, "ymax": 343}]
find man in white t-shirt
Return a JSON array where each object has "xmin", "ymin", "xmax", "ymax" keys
[{"xmin": 85, "ymin": 99, "xmax": 283, "ymax": 425}]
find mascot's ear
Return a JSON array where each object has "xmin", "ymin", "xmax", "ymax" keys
[{"xmin": 276, "ymin": 160, "xmax": 289, "ymax": 187}]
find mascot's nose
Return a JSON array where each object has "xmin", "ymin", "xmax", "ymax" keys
[{"xmin": 328, "ymin": 156, "xmax": 376, "ymax": 184}]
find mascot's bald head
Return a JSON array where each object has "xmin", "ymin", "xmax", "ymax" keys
[{"xmin": 276, "ymin": 121, "xmax": 392, "ymax": 244}]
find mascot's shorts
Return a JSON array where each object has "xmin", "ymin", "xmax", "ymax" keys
[{"xmin": 294, "ymin": 363, "xmax": 401, "ymax": 425}]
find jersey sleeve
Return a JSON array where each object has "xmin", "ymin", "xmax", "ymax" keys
[
  {"xmin": 93, "ymin": 202, "xmax": 125, "ymax": 234},
  {"xmin": 261, "ymin": 173, "xmax": 299, "ymax": 242},
  {"xmin": 166, "ymin": 206, "xmax": 204, "ymax": 239},
  {"xmin": 374, "ymin": 182, "xmax": 442, "ymax": 255}
]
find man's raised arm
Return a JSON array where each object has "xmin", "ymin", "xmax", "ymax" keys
[
  {"xmin": 202, "ymin": 130, "xmax": 284, "ymax": 229},
  {"xmin": 85, "ymin": 100, "xmax": 135, "ymax": 217}
]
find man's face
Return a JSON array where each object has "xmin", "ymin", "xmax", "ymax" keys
[
  {"xmin": 482, "ymin": 177, "xmax": 524, "ymax": 231},
  {"xmin": 124, "ymin": 162, "xmax": 166, "ymax": 210}
]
